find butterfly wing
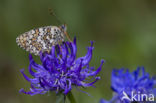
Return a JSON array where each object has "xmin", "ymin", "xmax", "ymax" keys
[{"xmin": 16, "ymin": 26, "xmax": 65, "ymax": 55}]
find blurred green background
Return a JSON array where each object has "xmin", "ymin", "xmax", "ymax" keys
[{"xmin": 0, "ymin": 0, "xmax": 156, "ymax": 103}]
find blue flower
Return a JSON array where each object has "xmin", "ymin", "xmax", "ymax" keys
[
  {"xmin": 100, "ymin": 67, "xmax": 156, "ymax": 103},
  {"xmin": 19, "ymin": 37, "xmax": 104, "ymax": 96}
]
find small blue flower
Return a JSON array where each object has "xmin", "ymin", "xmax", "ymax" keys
[
  {"xmin": 100, "ymin": 67, "xmax": 156, "ymax": 103},
  {"xmin": 19, "ymin": 37, "xmax": 104, "ymax": 96}
]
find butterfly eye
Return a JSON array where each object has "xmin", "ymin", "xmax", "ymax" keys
[{"xmin": 61, "ymin": 24, "xmax": 67, "ymax": 31}]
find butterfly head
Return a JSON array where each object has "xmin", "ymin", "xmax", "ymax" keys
[{"xmin": 60, "ymin": 24, "xmax": 67, "ymax": 32}]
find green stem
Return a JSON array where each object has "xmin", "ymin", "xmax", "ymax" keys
[{"xmin": 67, "ymin": 92, "xmax": 77, "ymax": 103}]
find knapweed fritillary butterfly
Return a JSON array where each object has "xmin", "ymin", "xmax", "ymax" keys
[{"xmin": 16, "ymin": 24, "xmax": 71, "ymax": 55}]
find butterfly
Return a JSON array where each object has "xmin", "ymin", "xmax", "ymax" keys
[{"xmin": 16, "ymin": 24, "xmax": 71, "ymax": 55}]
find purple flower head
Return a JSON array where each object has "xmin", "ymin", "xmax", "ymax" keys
[
  {"xmin": 19, "ymin": 37, "xmax": 104, "ymax": 96},
  {"xmin": 100, "ymin": 67, "xmax": 156, "ymax": 103}
]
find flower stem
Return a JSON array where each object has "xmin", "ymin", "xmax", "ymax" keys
[{"xmin": 67, "ymin": 92, "xmax": 77, "ymax": 103}]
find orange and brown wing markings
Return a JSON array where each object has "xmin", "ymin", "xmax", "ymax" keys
[
  {"xmin": 19, "ymin": 35, "xmax": 27, "ymax": 48},
  {"xmin": 32, "ymin": 29, "xmax": 39, "ymax": 38},
  {"xmin": 33, "ymin": 43, "xmax": 42, "ymax": 51},
  {"xmin": 49, "ymin": 35, "xmax": 52, "ymax": 39},
  {"xmin": 22, "ymin": 36, "xmax": 27, "ymax": 48},
  {"xmin": 43, "ymin": 35, "xmax": 47, "ymax": 40},
  {"xmin": 47, "ymin": 28, "xmax": 51, "ymax": 33},
  {"xmin": 32, "ymin": 37, "xmax": 37, "ymax": 42}
]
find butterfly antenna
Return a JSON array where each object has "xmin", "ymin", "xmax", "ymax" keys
[
  {"xmin": 49, "ymin": 8, "xmax": 72, "ymax": 42},
  {"xmin": 48, "ymin": 8, "xmax": 62, "ymax": 24}
]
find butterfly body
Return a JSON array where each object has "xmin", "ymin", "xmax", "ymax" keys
[{"xmin": 16, "ymin": 25, "xmax": 66, "ymax": 55}]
